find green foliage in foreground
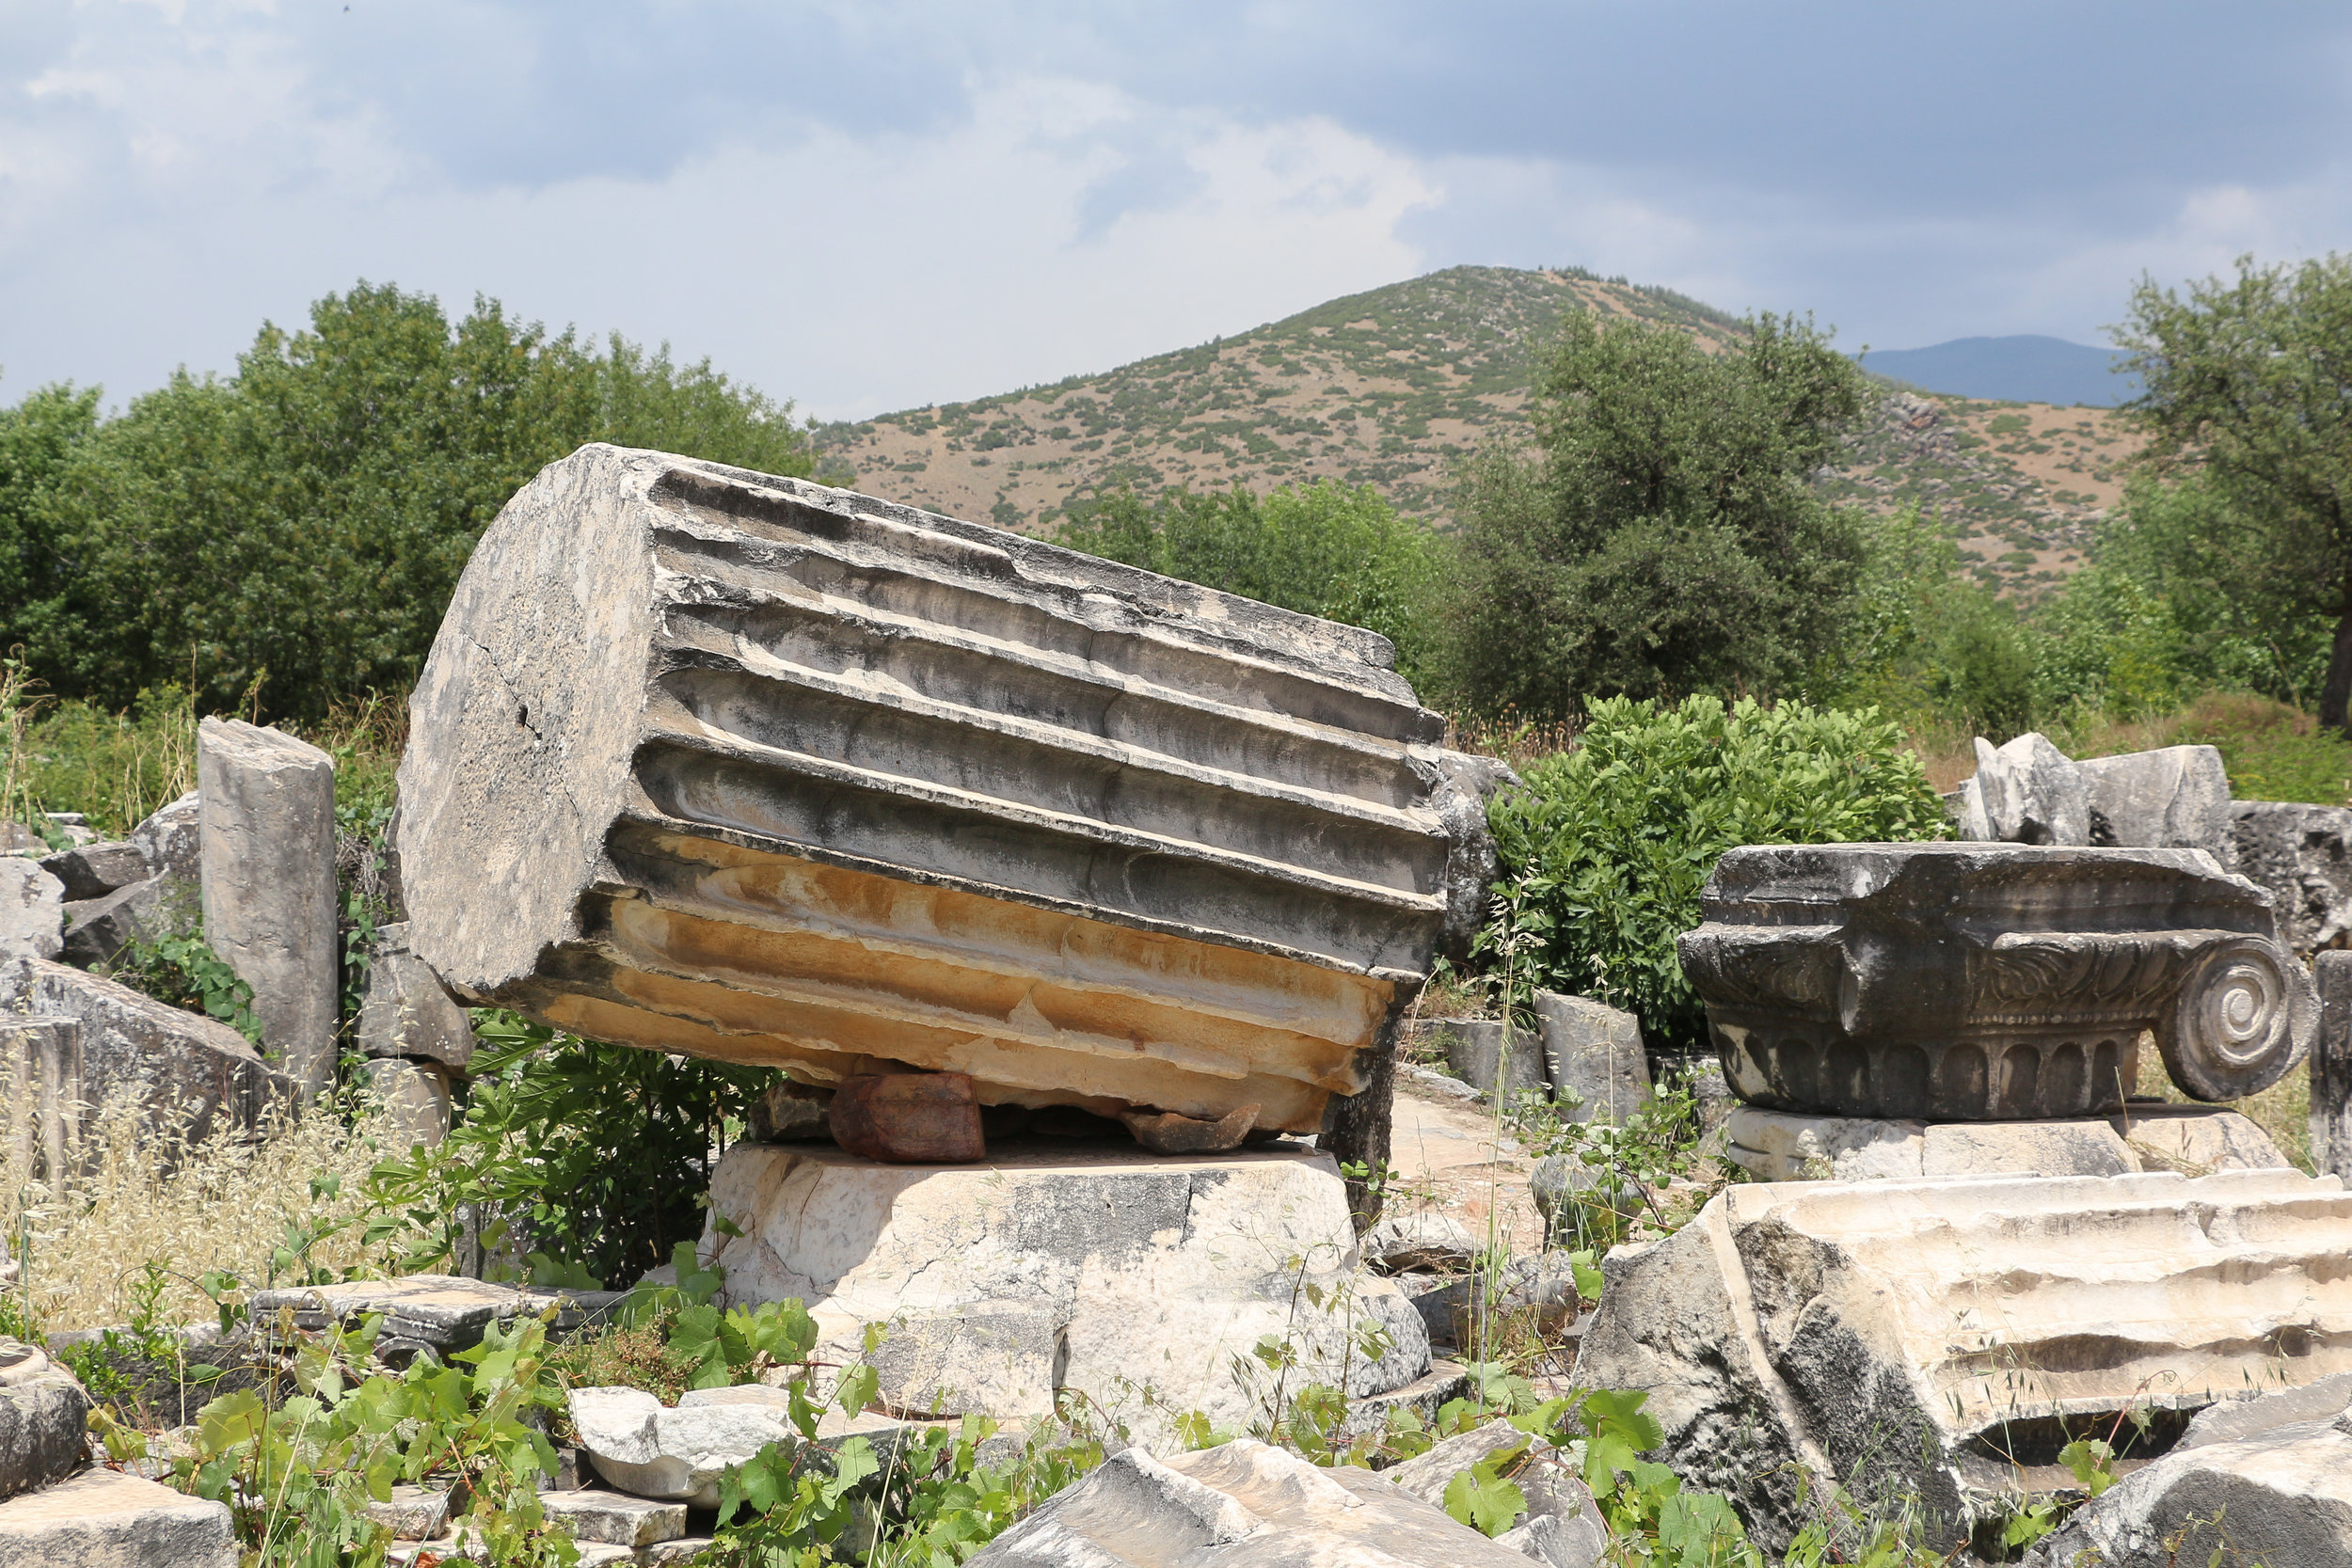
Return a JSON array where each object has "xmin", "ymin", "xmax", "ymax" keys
[
  {"xmin": 1488, "ymin": 695, "xmax": 1948, "ymax": 1052},
  {"xmin": 1055, "ymin": 478, "xmax": 1451, "ymax": 691},
  {"xmin": 0, "ymin": 279, "xmax": 815, "ymax": 722},
  {"xmin": 365, "ymin": 1010, "xmax": 777, "ymax": 1287}
]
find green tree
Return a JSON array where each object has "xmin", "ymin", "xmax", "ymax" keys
[
  {"xmin": 1057, "ymin": 479, "xmax": 1450, "ymax": 691},
  {"xmin": 1449, "ymin": 311, "xmax": 1871, "ymax": 720},
  {"xmin": 2117, "ymin": 253, "xmax": 2352, "ymax": 728},
  {"xmin": 0, "ymin": 382, "xmax": 102, "ymax": 646},
  {"xmin": 12, "ymin": 281, "xmax": 815, "ymax": 720}
]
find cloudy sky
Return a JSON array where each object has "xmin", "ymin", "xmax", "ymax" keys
[{"xmin": 6, "ymin": 2, "xmax": 2350, "ymax": 420}]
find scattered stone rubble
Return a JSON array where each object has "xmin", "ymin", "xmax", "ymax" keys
[
  {"xmin": 395, "ymin": 445, "xmax": 1461, "ymax": 1156},
  {"xmin": 2024, "ymin": 1375, "xmax": 2352, "ymax": 1566},
  {"xmin": 0, "ymin": 1341, "xmax": 234, "ymax": 1566},
  {"xmin": 1408, "ymin": 990, "xmax": 1651, "ymax": 1122},
  {"xmin": 968, "ymin": 1436, "xmax": 1542, "ymax": 1568}
]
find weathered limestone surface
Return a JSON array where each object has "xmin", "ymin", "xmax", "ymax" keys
[
  {"xmin": 132, "ymin": 793, "xmax": 200, "ymax": 884},
  {"xmin": 2227, "ymin": 799, "xmax": 2352, "ymax": 957},
  {"xmin": 1429, "ymin": 752, "xmax": 1520, "ymax": 963},
  {"xmin": 356, "ymin": 923, "xmax": 476, "ymax": 1071},
  {"xmin": 1386, "ymin": 1419, "xmax": 1606, "ymax": 1568},
  {"xmin": 38, "ymin": 841, "xmax": 147, "ymax": 903},
  {"xmin": 0, "ymin": 956, "xmax": 290, "ymax": 1146},
  {"xmin": 0, "ymin": 1466, "xmax": 235, "ymax": 1568},
  {"xmin": 1725, "ymin": 1103, "xmax": 2288, "ymax": 1181},
  {"xmin": 1957, "ymin": 732, "xmax": 2089, "ymax": 846},
  {"xmin": 60, "ymin": 874, "xmax": 183, "ymax": 970},
  {"xmin": 1575, "ymin": 1168, "xmax": 2352, "ymax": 1547},
  {"xmin": 2316, "ymin": 950, "xmax": 2352, "ymax": 1180},
  {"xmin": 968, "ymin": 1439, "xmax": 1532, "ymax": 1568},
  {"xmin": 397, "ymin": 446, "xmax": 1452, "ymax": 1135},
  {"xmin": 1534, "ymin": 991, "xmax": 1649, "ymax": 1124},
  {"xmin": 2025, "ymin": 1380, "xmax": 2352, "ymax": 1567},
  {"xmin": 199, "ymin": 719, "xmax": 338, "ymax": 1095},
  {"xmin": 0, "ymin": 1017, "xmax": 79, "ymax": 1179},
  {"xmin": 0, "ymin": 862, "xmax": 60, "ymax": 963},
  {"xmin": 693, "ymin": 1143, "xmax": 1429, "ymax": 1439},
  {"xmin": 1680, "ymin": 843, "xmax": 2312, "ymax": 1117},
  {"xmin": 0, "ymin": 1345, "xmax": 90, "ymax": 1500},
  {"xmin": 2079, "ymin": 744, "xmax": 2232, "ymax": 850}
]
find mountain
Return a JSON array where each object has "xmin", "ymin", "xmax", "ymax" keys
[
  {"xmin": 1856, "ymin": 335, "xmax": 2137, "ymax": 407},
  {"xmin": 816, "ymin": 267, "xmax": 2140, "ymax": 597}
]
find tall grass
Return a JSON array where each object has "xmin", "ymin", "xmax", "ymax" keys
[
  {"xmin": 6, "ymin": 680, "xmax": 406, "ymax": 840},
  {"xmin": 0, "ymin": 1035, "xmax": 404, "ymax": 1333}
]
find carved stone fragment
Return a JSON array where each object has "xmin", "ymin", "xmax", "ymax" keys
[
  {"xmin": 397, "ymin": 446, "xmax": 1452, "ymax": 1135},
  {"xmin": 1576, "ymin": 1168, "xmax": 2352, "ymax": 1549},
  {"xmin": 1679, "ymin": 843, "xmax": 2312, "ymax": 1119}
]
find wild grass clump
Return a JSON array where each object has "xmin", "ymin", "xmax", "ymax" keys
[{"xmin": 0, "ymin": 1052, "xmax": 404, "ymax": 1333}]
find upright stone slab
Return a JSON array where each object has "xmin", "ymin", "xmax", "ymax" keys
[
  {"xmin": 0, "ymin": 1017, "xmax": 79, "ymax": 1180},
  {"xmin": 355, "ymin": 923, "xmax": 475, "ymax": 1072},
  {"xmin": 1577, "ymin": 1167, "xmax": 2352, "ymax": 1548},
  {"xmin": 1961, "ymin": 732, "xmax": 2089, "ymax": 846},
  {"xmin": 1534, "ymin": 990, "xmax": 1649, "ymax": 1123},
  {"xmin": 2316, "ymin": 950, "xmax": 2352, "ymax": 1180},
  {"xmin": 199, "ymin": 720, "xmax": 337, "ymax": 1095},
  {"xmin": 693, "ymin": 1143, "xmax": 1431, "ymax": 1441},
  {"xmin": 396, "ymin": 446, "xmax": 1452, "ymax": 1138}
]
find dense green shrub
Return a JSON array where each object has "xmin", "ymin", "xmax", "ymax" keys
[
  {"xmin": 365, "ymin": 1012, "xmax": 777, "ymax": 1287},
  {"xmin": 1486, "ymin": 695, "xmax": 1949, "ymax": 1052}
]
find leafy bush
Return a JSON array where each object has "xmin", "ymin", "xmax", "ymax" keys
[
  {"xmin": 1487, "ymin": 695, "xmax": 1948, "ymax": 1051},
  {"xmin": 364, "ymin": 1011, "xmax": 777, "ymax": 1287}
]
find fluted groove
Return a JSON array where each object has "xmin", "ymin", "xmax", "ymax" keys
[{"xmin": 400, "ymin": 445, "xmax": 1454, "ymax": 1130}]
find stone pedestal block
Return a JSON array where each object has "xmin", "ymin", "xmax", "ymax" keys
[
  {"xmin": 1681, "ymin": 843, "xmax": 2313, "ymax": 1117},
  {"xmin": 1577, "ymin": 1167, "xmax": 2352, "ymax": 1548},
  {"xmin": 693, "ymin": 1143, "xmax": 1430, "ymax": 1442},
  {"xmin": 1534, "ymin": 990, "xmax": 1649, "ymax": 1124},
  {"xmin": 356, "ymin": 923, "xmax": 475, "ymax": 1072},
  {"xmin": 1727, "ymin": 1102, "xmax": 2289, "ymax": 1182},
  {"xmin": 396, "ymin": 446, "xmax": 1451, "ymax": 1144},
  {"xmin": 199, "ymin": 719, "xmax": 337, "ymax": 1095},
  {"xmin": 0, "ymin": 1466, "xmax": 235, "ymax": 1567}
]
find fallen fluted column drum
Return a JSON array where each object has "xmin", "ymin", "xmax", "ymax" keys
[
  {"xmin": 396, "ymin": 445, "xmax": 1454, "ymax": 1134},
  {"xmin": 1677, "ymin": 843, "xmax": 2314, "ymax": 1120}
]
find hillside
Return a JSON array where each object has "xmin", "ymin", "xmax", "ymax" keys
[
  {"xmin": 816, "ymin": 266, "xmax": 2140, "ymax": 596},
  {"xmin": 1858, "ymin": 334, "xmax": 2137, "ymax": 407}
]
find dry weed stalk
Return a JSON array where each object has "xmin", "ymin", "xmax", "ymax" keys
[{"xmin": 0, "ymin": 1054, "xmax": 404, "ymax": 1332}]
